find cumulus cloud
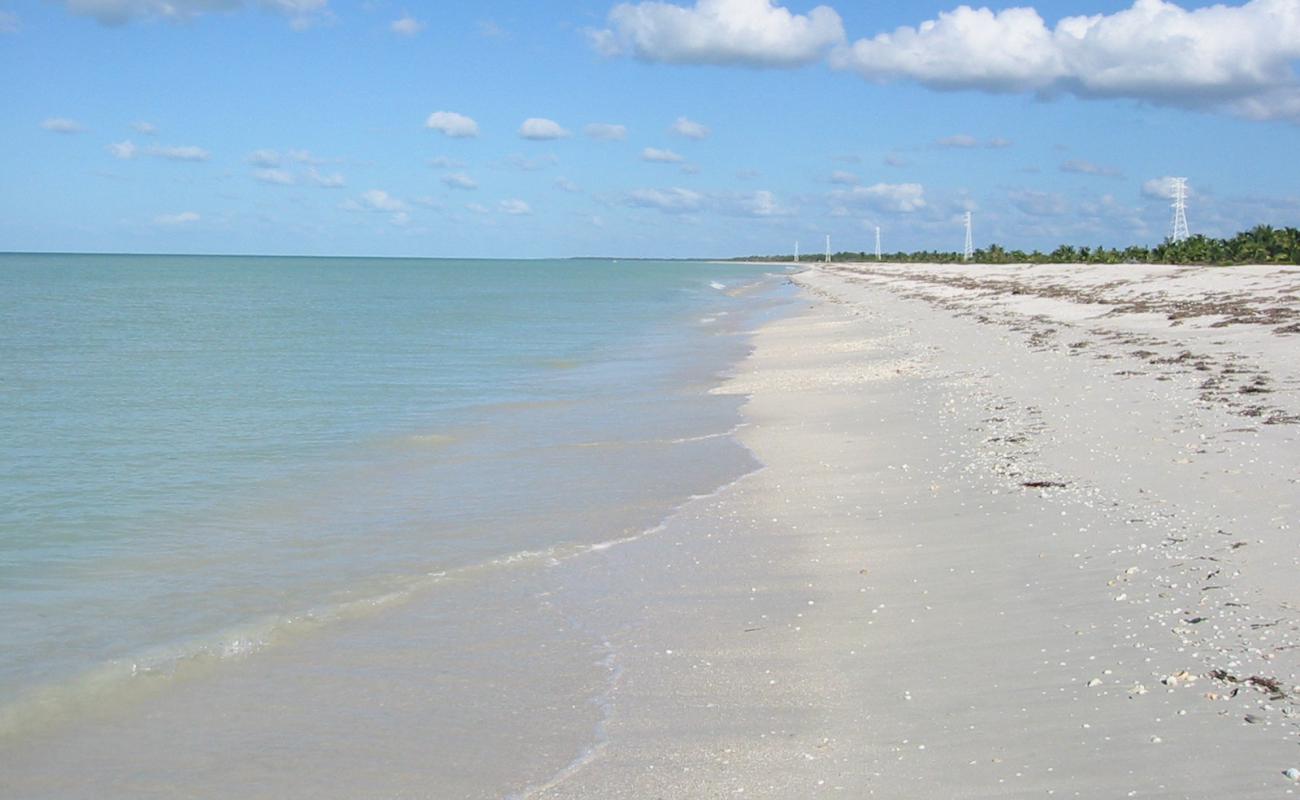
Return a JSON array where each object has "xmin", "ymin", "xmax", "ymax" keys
[
  {"xmin": 54, "ymin": 0, "xmax": 328, "ymax": 27},
  {"xmin": 154, "ymin": 211, "xmax": 200, "ymax": 225},
  {"xmin": 671, "ymin": 116, "xmax": 710, "ymax": 139},
  {"xmin": 725, "ymin": 189, "xmax": 791, "ymax": 217},
  {"xmin": 107, "ymin": 140, "xmax": 137, "ymax": 159},
  {"xmin": 442, "ymin": 172, "xmax": 478, "ymax": 190},
  {"xmin": 109, "ymin": 140, "xmax": 209, "ymax": 161},
  {"xmin": 1061, "ymin": 159, "xmax": 1123, "ymax": 177},
  {"xmin": 831, "ymin": 0, "xmax": 1300, "ymax": 121},
  {"xmin": 585, "ymin": 122, "xmax": 628, "ymax": 140},
  {"xmin": 642, "ymin": 147, "xmax": 685, "ymax": 163},
  {"xmin": 390, "ymin": 14, "xmax": 423, "ymax": 35},
  {"xmin": 426, "ymin": 111, "xmax": 479, "ymax": 138},
  {"xmin": 248, "ymin": 149, "xmax": 281, "ymax": 167},
  {"xmin": 305, "ymin": 167, "xmax": 345, "ymax": 187},
  {"xmin": 253, "ymin": 168, "xmax": 295, "ymax": 185},
  {"xmin": 590, "ymin": 0, "xmax": 845, "ymax": 67},
  {"xmin": 355, "ymin": 189, "xmax": 406, "ymax": 212},
  {"xmin": 518, "ymin": 118, "xmax": 570, "ymax": 140},
  {"xmin": 41, "ymin": 117, "xmax": 84, "ymax": 133},
  {"xmin": 831, "ymin": 182, "xmax": 928, "ymax": 213},
  {"xmin": 1142, "ymin": 175, "xmax": 1192, "ymax": 199},
  {"xmin": 936, "ymin": 133, "xmax": 1011, "ymax": 149},
  {"xmin": 151, "ymin": 144, "xmax": 210, "ymax": 161},
  {"xmin": 500, "ymin": 199, "xmax": 532, "ymax": 215},
  {"xmin": 626, "ymin": 187, "xmax": 705, "ymax": 213}
]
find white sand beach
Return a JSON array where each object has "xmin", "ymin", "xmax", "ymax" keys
[{"xmin": 529, "ymin": 261, "xmax": 1300, "ymax": 798}]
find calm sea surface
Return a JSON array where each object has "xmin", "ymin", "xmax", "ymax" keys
[{"xmin": 0, "ymin": 253, "xmax": 792, "ymax": 796}]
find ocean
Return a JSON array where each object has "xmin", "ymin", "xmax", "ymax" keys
[{"xmin": 0, "ymin": 253, "xmax": 794, "ymax": 797}]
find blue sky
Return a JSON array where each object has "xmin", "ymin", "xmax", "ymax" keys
[{"xmin": 2, "ymin": 0, "xmax": 1298, "ymax": 257}]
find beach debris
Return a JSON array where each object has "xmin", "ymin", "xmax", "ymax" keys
[
  {"xmin": 1021, "ymin": 480, "xmax": 1068, "ymax": 489},
  {"xmin": 1244, "ymin": 714, "xmax": 1262, "ymax": 724},
  {"xmin": 1087, "ymin": 678, "xmax": 1103, "ymax": 687},
  {"xmin": 1162, "ymin": 671, "xmax": 1196, "ymax": 687},
  {"xmin": 1130, "ymin": 683, "xmax": 1149, "ymax": 696},
  {"xmin": 1150, "ymin": 736, "xmax": 1163, "ymax": 744},
  {"xmin": 1283, "ymin": 767, "xmax": 1300, "ymax": 782}
]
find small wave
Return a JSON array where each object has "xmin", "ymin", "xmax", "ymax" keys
[{"xmin": 709, "ymin": 280, "xmax": 726, "ymax": 290}]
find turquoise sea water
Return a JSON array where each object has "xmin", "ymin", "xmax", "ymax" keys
[{"xmin": 0, "ymin": 254, "xmax": 791, "ymax": 760}]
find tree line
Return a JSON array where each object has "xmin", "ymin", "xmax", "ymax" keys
[{"xmin": 733, "ymin": 225, "xmax": 1300, "ymax": 266}]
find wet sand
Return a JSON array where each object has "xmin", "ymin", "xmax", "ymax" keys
[{"xmin": 531, "ymin": 261, "xmax": 1300, "ymax": 798}]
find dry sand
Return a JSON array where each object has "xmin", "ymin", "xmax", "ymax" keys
[{"xmin": 530, "ymin": 261, "xmax": 1300, "ymax": 798}]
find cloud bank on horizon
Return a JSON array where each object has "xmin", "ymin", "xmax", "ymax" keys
[{"xmin": 591, "ymin": 0, "xmax": 1300, "ymax": 122}]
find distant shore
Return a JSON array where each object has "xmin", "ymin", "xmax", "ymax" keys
[{"xmin": 524, "ymin": 260, "xmax": 1300, "ymax": 797}]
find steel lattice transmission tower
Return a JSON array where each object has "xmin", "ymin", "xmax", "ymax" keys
[
  {"xmin": 963, "ymin": 212, "xmax": 974, "ymax": 261},
  {"xmin": 1170, "ymin": 178, "xmax": 1190, "ymax": 243}
]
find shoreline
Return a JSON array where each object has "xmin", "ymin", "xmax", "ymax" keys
[{"xmin": 524, "ymin": 260, "xmax": 1300, "ymax": 797}]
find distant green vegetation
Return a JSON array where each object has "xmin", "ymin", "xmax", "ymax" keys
[{"xmin": 734, "ymin": 225, "xmax": 1300, "ymax": 266}]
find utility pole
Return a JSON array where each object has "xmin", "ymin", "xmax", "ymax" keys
[
  {"xmin": 824, "ymin": 234, "xmax": 831, "ymax": 263},
  {"xmin": 794, "ymin": 240, "xmax": 799, "ymax": 263},
  {"xmin": 963, "ymin": 212, "xmax": 974, "ymax": 262},
  {"xmin": 1170, "ymin": 178, "xmax": 1190, "ymax": 242},
  {"xmin": 875, "ymin": 226, "xmax": 882, "ymax": 261}
]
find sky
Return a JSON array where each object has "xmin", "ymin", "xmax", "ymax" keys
[{"xmin": 2, "ymin": 0, "xmax": 1298, "ymax": 258}]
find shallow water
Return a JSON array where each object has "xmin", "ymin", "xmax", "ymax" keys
[{"xmin": 0, "ymin": 253, "xmax": 794, "ymax": 796}]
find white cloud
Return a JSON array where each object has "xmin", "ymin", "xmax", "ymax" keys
[
  {"xmin": 150, "ymin": 144, "xmax": 210, "ymax": 161},
  {"xmin": 936, "ymin": 134, "xmax": 1010, "ymax": 149},
  {"xmin": 831, "ymin": 0, "xmax": 1300, "ymax": 121},
  {"xmin": 830, "ymin": 170, "xmax": 859, "ymax": 185},
  {"xmin": 442, "ymin": 172, "xmax": 478, "ymax": 190},
  {"xmin": 1061, "ymin": 159, "xmax": 1123, "ymax": 177},
  {"xmin": 883, "ymin": 153, "xmax": 909, "ymax": 167},
  {"xmin": 55, "ymin": 0, "xmax": 328, "ymax": 27},
  {"xmin": 466, "ymin": 202, "xmax": 490, "ymax": 214},
  {"xmin": 1142, "ymin": 175, "xmax": 1193, "ymax": 200},
  {"xmin": 584, "ymin": 122, "xmax": 628, "ymax": 140},
  {"xmin": 727, "ymin": 189, "xmax": 791, "ymax": 217},
  {"xmin": 937, "ymin": 134, "xmax": 980, "ymax": 149},
  {"xmin": 41, "ymin": 117, "xmax": 84, "ymax": 133},
  {"xmin": 248, "ymin": 149, "xmax": 281, "ymax": 167},
  {"xmin": 671, "ymin": 116, "xmax": 710, "ymax": 139},
  {"xmin": 554, "ymin": 177, "xmax": 581, "ymax": 192},
  {"xmin": 390, "ymin": 14, "xmax": 423, "ymax": 35},
  {"xmin": 626, "ymin": 187, "xmax": 705, "ymax": 213},
  {"xmin": 831, "ymin": 182, "xmax": 928, "ymax": 213},
  {"xmin": 591, "ymin": 0, "xmax": 845, "ymax": 67},
  {"xmin": 429, "ymin": 155, "xmax": 464, "ymax": 169},
  {"xmin": 500, "ymin": 199, "xmax": 532, "ymax": 215},
  {"xmin": 110, "ymin": 140, "xmax": 209, "ymax": 162},
  {"xmin": 253, "ymin": 168, "xmax": 295, "ymax": 185},
  {"xmin": 642, "ymin": 146, "xmax": 685, "ymax": 163},
  {"xmin": 305, "ymin": 167, "xmax": 345, "ymax": 187},
  {"xmin": 518, "ymin": 117, "xmax": 570, "ymax": 140},
  {"xmin": 358, "ymin": 189, "xmax": 406, "ymax": 212},
  {"xmin": 154, "ymin": 211, "xmax": 200, "ymax": 225},
  {"xmin": 0, "ymin": 10, "xmax": 19, "ymax": 32},
  {"xmin": 107, "ymin": 140, "xmax": 137, "ymax": 159},
  {"xmin": 426, "ymin": 111, "xmax": 480, "ymax": 138},
  {"xmin": 131, "ymin": 121, "xmax": 157, "ymax": 135}
]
